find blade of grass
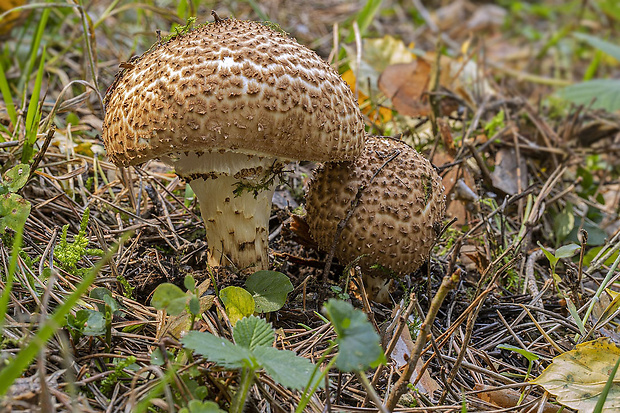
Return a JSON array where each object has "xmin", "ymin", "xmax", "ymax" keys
[
  {"xmin": 77, "ymin": 0, "xmax": 100, "ymax": 101},
  {"xmin": 0, "ymin": 233, "xmax": 129, "ymax": 396},
  {"xmin": 18, "ymin": 7, "xmax": 50, "ymax": 94},
  {"xmin": 0, "ymin": 61, "xmax": 17, "ymax": 131},
  {"xmin": 0, "ymin": 229, "xmax": 24, "ymax": 332},
  {"xmin": 344, "ymin": 0, "xmax": 382, "ymax": 43},
  {"xmin": 593, "ymin": 354, "xmax": 620, "ymax": 413},
  {"xmin": 21, "ymin": 47, "xmax": 46, "ymax": 163}
]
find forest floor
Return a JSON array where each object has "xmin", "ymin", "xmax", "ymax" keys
[{"xmin": 1, "ymin": 0, "xmax": 620, "ymax": 412}]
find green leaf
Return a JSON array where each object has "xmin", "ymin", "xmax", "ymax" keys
[
  {"xmin": 77, "ymin": 309, "xmax": 106, "ymax": 336},
  {"xmin": 574, "ymin": 33, "xmax": 620, "ymax": 62},
  {"xmin": 565, "ymin": 296, "xmax": 586, "ymax": 336},
  {"xmin": 245, "ymin": 271, "xmax": 293, "ymax": 313},
  {"xmin": 0, "ymin": 60, "xmax": 16, "ymax": 128},
  {"xmin": 497, "ymin": 344, "xmax": 540, "ymax": 363},
  {"xmin": 151, "ymin": 283, "xmax": 188, "ymax": 316},
  {"xmin": 182, "ymin": 400, "xmax": 226, "ymax": 413},
  {"xmin": 233, "ymin": 315, "xmax": 274, "ymax": 350},
  {"xmin": 537, "ymin": 242, "xmax": 558, "ymax": 268},
  {"xmin": 557, "ymin": 79, "xmax": 620, "ymax": 112},
  {"xmin": 555, "ymin": 244, "xmax": 581, "ymax": 259},
  {"xmin": 181, "ymin": 331, "xmax": 251, "ymax": 369},
  {"xmin": 345, "ymin": 0, "xmax": 383, "ymax": 42},
  {"xmin": 253, "ymin": 346, "xmax": 321, "ymax": 390},
  {"xmin": 3, "ymin": 164, "xmax": 30, "ymax": 193},
  {"xmin": 184, "ymin": 274, "xmax": 196, "ymax": 291},
  {"xmin": 188, "ymin": 296, "xmax": 200, "ymax": 316},
  {"xmin": 219, "ymin": 286, "xmax": 255, "ymax": 326},
  {"xmin": 324, "ymin": 299, "xmax": 386, "ymax": 372},
  {"xmin": 22, "ymin": 47, "xmax": 47, "ymax": 163},
  {"xmin": 90, "ymin": 287, "xmax": 119, "ymax": 313},
  {"xmin": 0, "ymin": 236, "xmax": 124, "ymax": 396},
  {"xmin": 584, "ymin": 247, "xmax": 619, "ymax": 267},
  {"xmin": 0, "ymin": 193, "xmax": 31, "ymax": 234},
  {"xmin": 553, "ymin": 206, "xmax": 574, "ymax": 244}
]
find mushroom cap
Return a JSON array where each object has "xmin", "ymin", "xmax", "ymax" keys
[
  {"xmin": 305, "ymin": 136, "xmax": 446, "ymax": 275},
  {"xmin": 102, "ymin": 19, "xmax": 365, "ymax": 167}
]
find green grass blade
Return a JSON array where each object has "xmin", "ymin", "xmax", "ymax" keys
[
  {"xmin": 593, "ymin": 354, "xmax": 620, "ymax": 413},
  {"xmin": 0, "ymin": 61, "xmax": 17, "ymax": 131},
  {"xmin": 22, "ymin": 47, "xmax": 46, "ymax": 163},
  {"xmin": 345, "ymin": 0, "xmax": 382, "ymax": 43},
  {"xmin": 19, "ymin": 8, "xmax": 50, "ymax": 94},
  {"xmin": 0, "ymin": 235, "xmax": 127, "ymax": 396},
  {"xmin": 0, "ymin": 229, "xmax": 24, "ymax": 332}
]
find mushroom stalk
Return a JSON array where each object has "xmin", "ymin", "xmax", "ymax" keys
[{"xmin": 165, "ymin": 151, "xmax": 281, "ymax": 271}]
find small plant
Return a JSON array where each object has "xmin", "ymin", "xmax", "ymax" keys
[
  {"xmin": 151, "ymin": 274, "xmax": 203, "ymax": 326},
  {"xmin": 54, "ymin": 208, "xmax": 103, "ymax": 273},
  {"xmin": 484, "ymin": 109, "xmax": 506, "ymax": 138},
  {"xmin": 100, "ymin": 356, "xmax": 137, "ymax": 395},
  {"xmin": 182, "ymin": 315, "xmax": 320, "ymax": 412},
  {"xmin": 0, "ymin": 164, "xmax": 31, "ymax": 240},
  {"xmin": 539, "ymin": 242, "xmax": 584, "ymax": 334},
  {"xmin": 219, "ymin": 270, "xmax": 294, "ymax": 325}
]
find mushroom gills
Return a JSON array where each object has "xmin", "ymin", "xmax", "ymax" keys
[{"xmin": 162, "ymin": 151, "xmax": 282, "ymax": 270}]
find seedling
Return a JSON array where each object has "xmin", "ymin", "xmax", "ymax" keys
[
  {"xmin": 539, "ymin": 242, "xmax": 585, "ymax": 335},
  {"xmin": 219, "ymin": 270, "xmax": 294, "ymax": 325},
  {"xmin": 182, "ymin": 315, "xmax": 321, "ymax": 412}
]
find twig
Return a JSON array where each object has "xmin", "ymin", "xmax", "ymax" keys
[{"xmin": 385, "ymin": 270, "xmax": 460, "ymax": 410}]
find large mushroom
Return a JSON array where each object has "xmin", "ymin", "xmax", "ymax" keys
[
  {"xmin": 305, "ymin": 136, "xmax": 446, "ymax": 300},
  {"xmin": 102, "ymin": 16, "xmax": 365, "ymax": 270}
]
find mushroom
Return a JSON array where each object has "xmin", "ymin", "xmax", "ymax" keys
[
  {"xmin": 305, "ymin": 136, "xmax": 446, "ymax": 300},
  {"xmin": 102, "ymin": 16, "xmax": 365, "ymax": 270}
]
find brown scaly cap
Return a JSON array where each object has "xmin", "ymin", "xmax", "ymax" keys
[
  {"xmin": 305, "ymin": 136, "xmax": 446, "ymax": 275},
  {"xmin": 102, "ymin": 19, "xmax": 365, "ymax": 167}
]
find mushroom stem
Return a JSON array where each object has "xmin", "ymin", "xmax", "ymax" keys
[
  {"xmin": 189, "ymin": 174, "xmax": 275, "ymax": 270},
  {"xmin": 165, "ymin": 151, "xmax": 280, "ymax": 271}
]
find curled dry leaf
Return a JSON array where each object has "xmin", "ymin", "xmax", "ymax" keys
[
  {"xmin": 474, "ymin": 384, "xmax": 559, "ymax": 413},
  {"xmin": 378, "ymin": 60, "xmax": 433, "ymax": 117},
  {"xmin": 490, "ymin": 148, "xmax": 528, "ymax": 196},
  {"xmin": 532, "ymin": 337, "xmax": 620, "ymax": 412}
]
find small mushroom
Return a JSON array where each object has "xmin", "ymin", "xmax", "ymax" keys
[
  {"xmin": 102, "ymin": 17, "xmax": 365, "ymax": 270},
  {"xmin": 305, "ymin": 136, "xmax": 446, "ymax": 300}
]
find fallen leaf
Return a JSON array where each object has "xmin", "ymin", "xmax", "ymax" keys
[
  {"xmin": 434, "ymin": 151, "xmax": 477, "ymax": 226},
  {"xmin": 378, "ymin": 60, "xmax": 432, "ymax": 117},
  {"xmin": 490, "ymin": 148, "xmax": 528, "ymax": 195},
  {"xmin": 342, "ymin": 69, "xmax": 393, "ymax": 122},
  {"xmin": 156, "ymin": 295, "xmax": 214, "ymax": 340},
  {"xmin": 532, "ymin": 337, "xmax": 620, "ymax": 412},
  {"xmin": 474, "ymin": 384, "xmax": 559, "ymax": 413},
  {"xmin": 391, "ymin": 322, "xmax": 441, "ymax": 400}
]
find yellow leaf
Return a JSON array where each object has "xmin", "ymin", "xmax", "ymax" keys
[
  {"xmin": 532, "ymin": 337, "xmax": 620, "ymax": 412},
  {"xmin": 342, "ymin": 69, "xmax": 392, "ymax": 122},
  {"xmin": 0, "ymin": 0, "xmax": 26, "ymax": 35}
]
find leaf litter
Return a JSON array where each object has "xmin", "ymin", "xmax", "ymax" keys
[{"xmin": 0, "ymin": 0, "xmax": 620, "ymax": 411}]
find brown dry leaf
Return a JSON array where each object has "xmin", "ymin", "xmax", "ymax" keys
[
  {"xmin": 474, "ymin": 384, "xmax": 559, "ymax": 413},
  {"xmin": 437, "ymin": 118, "xmax": 457, "ymax": 156},
  {"xmin": 156, "ymin": 278, "xmax": 214, "ymax": 340},
  {"xmin": 378, "ymin": 53, "xmax": 487, "ymax": 118},
  {"xmin": 391, "ymin": 322, "xmax": 441, "ymax": 400},
  {"xmin": 490, "ymin": 148, "xmax": 528, "ymax": 195},
  {"xmin": 378, "ymin": 60, "xmax": 432, "ymax": 117},
  {"xmin": 156, "ymin": 295, "xmax": 215, "ymax": 340},
  {"xmin": 434, "ymin": 151, "xmax": 477, "ymax": 226},
  {"xmin": 460, "ymin": 244, "xmax": 489, "ymax": 274}
]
